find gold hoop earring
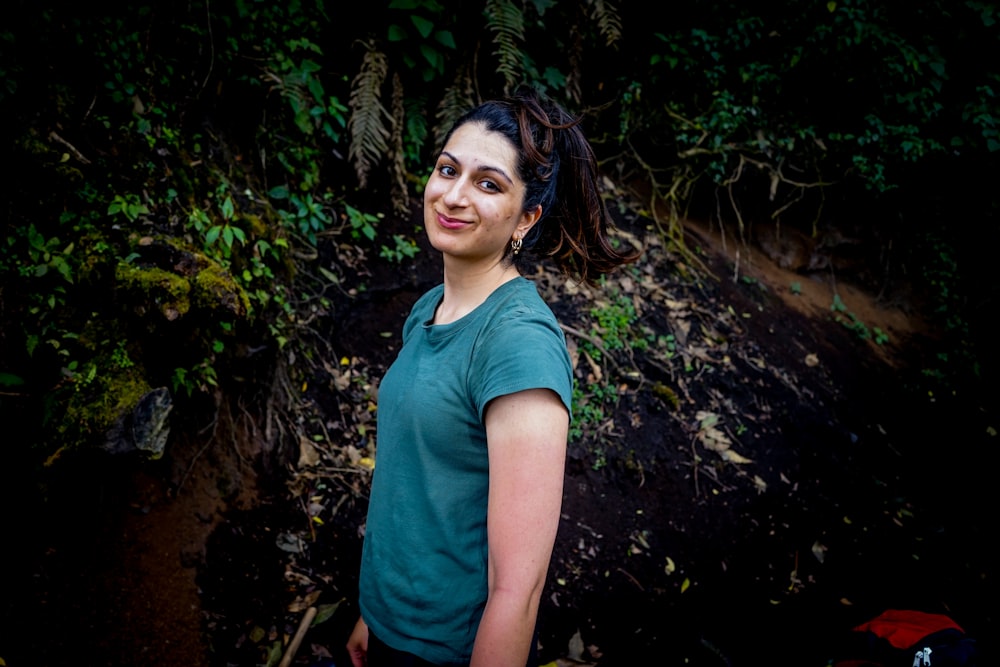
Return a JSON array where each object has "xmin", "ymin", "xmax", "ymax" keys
[{"xmin": 511, "ymin": 237, "xmax": 523, "ymax": 256}]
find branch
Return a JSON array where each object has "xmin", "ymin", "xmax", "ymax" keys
[{"xmin": 48, "ymin": 131, "xmax": 91, "ymax": 165}]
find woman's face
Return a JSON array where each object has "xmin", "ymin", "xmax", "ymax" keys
[{"xmin": 424, "ymin": 122, "xmax": 540, "ymax": 267}]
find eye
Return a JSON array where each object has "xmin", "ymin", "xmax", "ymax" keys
[
  {"xmin": 478, "ymin": 179, "xmax": 501, "ymax": 192},
  {"xmin": 438, "ymin": 164, "xmax": 457, "ymax": 177}
]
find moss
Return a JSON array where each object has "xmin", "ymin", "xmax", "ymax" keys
[
  {"xmin": 138, "ymin": 237, "xmax": 250, "ymax": 319},
  {"xmin": 115, "ymin": 262, "xmax": 191, "ymax": 320},
  {"xmin": 652, "ymin": 381, "xmax": 681, "ymax": 410},
  {"xmin": 58, "ymin": 359, "xmax": 152, "ymax": 453},
  {"xmin": 76, "ymin": 229, "xmax": 116, "ymax": 283},
  {"xmin": 242, "ymin": 213, "xmax": 269, "ymax": 237},
  {"xmin": 193, "ymin": 262, "xmax": 250, "ymax": 318}
]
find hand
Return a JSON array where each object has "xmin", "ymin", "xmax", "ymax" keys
[{"xmin": 346, "ymin": 616, "xmax": 369, "ymax": 667}]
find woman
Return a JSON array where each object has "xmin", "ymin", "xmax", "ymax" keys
[{"xmin": 347, "ymin": 87, "xmax": 637, "ymax": 667}]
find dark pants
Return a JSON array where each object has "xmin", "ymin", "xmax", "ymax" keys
[{"xmin": 368, "ymin": 629, "xmax": 538, "ymax": 667}]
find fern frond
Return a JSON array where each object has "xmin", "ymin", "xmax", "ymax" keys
[
  {"xmin": 434, "ymin": 70, "xmax": 476, "ymax": 149},
  {"xmin": 484, "ymin": 0, "xmax": 525, "ymax": 93},
  {"xmin": 389, "ymin": 73, "xmax": 409, "ymax": 217},
  {"xmin": 587, "ymin": 0, "xmax": 622, "ymax": 47},
  {"xmin": 348, "ymin": 42, "xmax": 391, "ymax": 188}
]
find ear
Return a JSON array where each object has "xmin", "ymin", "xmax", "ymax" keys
[{"xmin": 516, "ymin": 204, "xmax": 543, "ymax": 238}]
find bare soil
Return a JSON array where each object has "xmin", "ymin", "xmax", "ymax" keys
[{"xmin": 2, "ymin": 207, "xmax": 993, "ymax": 667}]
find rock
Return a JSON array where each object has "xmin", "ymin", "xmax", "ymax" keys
[{"xmin": 101, "ymin": 387, "xmax": 173, "ymax": 459}]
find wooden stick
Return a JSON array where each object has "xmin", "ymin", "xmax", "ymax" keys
[{"xmin": 279, "ymin": 606, "xmax": 318, "ymax": 667}]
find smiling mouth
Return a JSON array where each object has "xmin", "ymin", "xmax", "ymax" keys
[{"xmin": 436, "ymin": 212, "xmax": 471, "ymax": 230}]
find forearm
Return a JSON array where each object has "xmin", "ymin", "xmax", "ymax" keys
[{"xmin": 470, "ymin": 587, "xmax": 541, "ymax": 667}]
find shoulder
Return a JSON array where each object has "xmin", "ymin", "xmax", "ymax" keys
[
  {"xmin": 473, "ymin": 279, "xmax": 563, "ymax": 344},
  {"xmin": 469, "ymin": 280, "xmax": 573, "ymax": 417},
  {"xmin": 474, "ymin": 279, "xmax": 571, "ymax": 371},
  {"xmin": 491, "ymin": 278, "xmax": 559, "ymax": 322}
]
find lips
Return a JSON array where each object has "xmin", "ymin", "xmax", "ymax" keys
[{"xmin": 436, "ymin": 212, "xmax": 472, "ymax": 230}]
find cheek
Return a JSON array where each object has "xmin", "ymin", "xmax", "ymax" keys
[
  {"xmin": 480, "ymin": 200, "xmax": 520, "ymax": 227},
  {"xmin": 423, "ymin": 178, "xmax": 441, "ymax": 205}
]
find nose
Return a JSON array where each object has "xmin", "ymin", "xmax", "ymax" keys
[{"xmin": 442, "ymin": 177, "xmax": 468, "ymax": 208}]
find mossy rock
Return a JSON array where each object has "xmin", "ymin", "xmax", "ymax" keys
[
  {"xmin": 113, "ymin": 237, "xmax": 251, "ymax": 323},
  {"xmin": 115, "ymin": 262, "xmax": 192, "ymax": 321},
  {"xmin": 56, "ymin": 358, "xmax": 171, "ymax": 460}
]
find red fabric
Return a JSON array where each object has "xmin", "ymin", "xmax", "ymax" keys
[{"xmin": 854, "ymin": 609, "xmax": 964, "ymax": 649}]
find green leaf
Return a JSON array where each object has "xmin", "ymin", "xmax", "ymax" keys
[
  {"xmin": 434, "ymin": 30, "xmax": 456, "ymax": 49},
  {"xmin": 420, "ymin": 43, "xmax": 440, "ymax": 69},
  {"xmin": 268, "ymin": 185, "xmax": 290, "ymax": 200},
  {"xmin": 308, "ymin": 78, "xmax": 325, "ymax": 105},
  {"xmin": 318, "ymin": 266, "xmax": 340, "ymax": 284},
  {"xmin": 0, "ymin": 372, "xmax": 25, "ymax": 387},
  {"xmin": 387, "ymin": 24, "xmax": 408, "ymax": 41},
  {"xmin": 51, "ymin": 256, "xmax": 73, "ymax": 283},
  {"xmin": 529, "ymin": 0, "xmax": 556, "ymax": 14},
  {"xmin": 410, "ymin": 15, "xmax": 434, "ymax": 38}
]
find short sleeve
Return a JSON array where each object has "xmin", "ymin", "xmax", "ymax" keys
[{"xmin": 469, "ymin": 306, "xmax": 573, "ymax": 422}]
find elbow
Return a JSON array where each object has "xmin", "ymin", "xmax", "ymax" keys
[{"xmin": 487, "ymin": 569, "xmax": 548, "ymax": 612}]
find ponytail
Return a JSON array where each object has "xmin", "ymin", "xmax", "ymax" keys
[{"xmin": 439, "ymin": 86, "xmax": 640, "ymax": 283}]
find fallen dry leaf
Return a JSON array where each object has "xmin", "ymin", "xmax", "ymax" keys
[
  {"xmin": 297, "ymin": 436, "xmax": 321, "ymax": 468},
  {"xmin": 720, "ymin": 449, "xmax": 753, "ymax": 464},
  {"xmin": 286, "ymin": 589, "xmax": 321, "ymax": 612},
  {"xmin": 696, "ymin": 411, "xmax": 753, "ymax": 464},
  {"xmin": 567, "ymin": 629, "xmax": 585, "ymax": 662}
]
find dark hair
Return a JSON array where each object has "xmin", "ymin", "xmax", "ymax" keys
[{"xmin": 439, "ymin": 86, "xmax": 640, "ymax": 284}]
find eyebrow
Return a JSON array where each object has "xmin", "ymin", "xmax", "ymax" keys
[{"xmin": 440, "ymin": 150, "xmax": 515, "ymax": 187}]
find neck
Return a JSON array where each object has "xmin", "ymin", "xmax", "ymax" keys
[{"xmin": 435, "ymin": 256, "xmax": 520, "ymax": 325}]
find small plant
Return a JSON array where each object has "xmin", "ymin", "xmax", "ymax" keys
[
  {"xmin": 379, "ymin": 235, "xmax": 420, "ymax": 263},
  {"xmin": 831, "ymin": 293, "xmax": 848, "ymax": 313},
  {"xmin": 345, "ymin": 204, "xmax": 382, "ymax": 242},
  {"xmin": 591, "ymin": 447, "xmax": 607, "ymax": 471},
  {"xmin": 172, "ymin": 357, "xmax": 219, "ymax": 397},
  {"xmin": 829, "ymin": 294, "xmax": 889, "ymax": 344},
  {"xmin": 584, "ymin": 288, "xmax": 639, "ymax": 358},
  {"xmin": 569, "ymin": 382, "xmax": 611, "ymax": 442},
  {"xmin": 107, "ymin": 194, "xmax": 149, "ymax": 222}
]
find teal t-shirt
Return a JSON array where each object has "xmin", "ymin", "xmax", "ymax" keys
[{"xmin": 359, "ymin": 277, "xmax": 573, "ymax": 665}]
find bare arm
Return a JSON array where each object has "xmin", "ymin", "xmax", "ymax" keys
[{"xmin": 471, "ymin": 388, "xmax": 569, "ymax": 667}]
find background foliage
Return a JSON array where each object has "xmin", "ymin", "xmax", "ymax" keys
[{"xmin": 1, "ymin": 0, "xmax": 997, "ymax": 463}]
